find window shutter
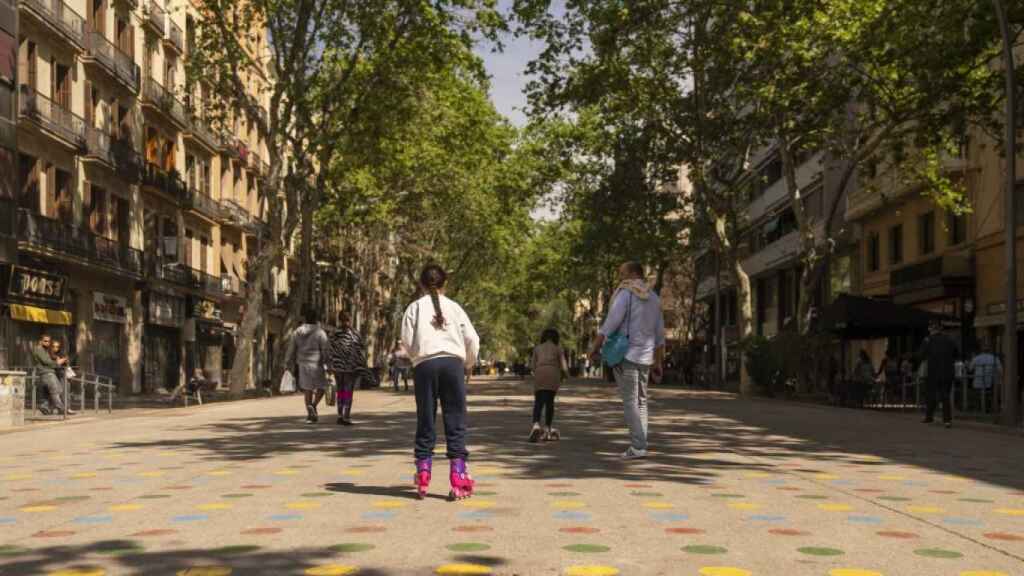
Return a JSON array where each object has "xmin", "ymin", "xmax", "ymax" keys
[
  {"xmin": 84, "ymin": 80, "xmax": 93, "ymax": 126},
  {"xmin": 84, "ymin": 181, "xmax": 95, "ymax": 232}
]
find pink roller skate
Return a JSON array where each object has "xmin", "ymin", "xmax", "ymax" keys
[
  {"xmin": 448, "ymin": 458, "xmax": 475, "ymax": 501},
  {"xmin": 414, "ymin": 458, "xmax": 432, "ymax": 499}
]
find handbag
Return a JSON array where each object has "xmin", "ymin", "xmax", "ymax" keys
[
  {"xmin": 280, "ymin": 369, "xmax": 296, "ymax": 393},
  {"xmin": 325, "ymin": 372, "xmax": 337, "ymax": 406},
  {"xmin": 601, "ymin": 292, "xmax": 633, "ymax": 367}
]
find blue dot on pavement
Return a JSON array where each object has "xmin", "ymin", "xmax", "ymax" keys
[
  {"xmin": 650, "ymin": 512, "xmax": 690, "ymax": 522},
  {"xmin": 943, "ymin": 517, "xmax": 983, "ymax": 527},
  {"xmin": 458, "ymin": 511, "xmax": 494, "ymax": 521},
  {"xmin": 553, "ymin": 511, "xmax": 592, "ymax": 521},
  {"xmin": 0, "ymin": 517, "xmax": 16, "ymax": 525},
  {"xmin": 74, "ymin": 515, "xmax": 113, "ymax": 524},
  {"xmin": 268, "ymin": 514, "xmax": 303, "ymax": 521},
  {"xmin": 361, "ymin": 511, "xmax": 397, "ymax": 520},
  {"xmin": 172, "ymin": 514, "xmax": 209, "ymax": 522},
  {"xmin": 748, "ymin": 515, "xmax": 786, "ymax": 523},
  {"xmin": 848, "ymin": 515, "xmax": 883, "ymax": 524},
  {"xmin": 764, "ymin": 479, "xmax": 787, "ymax": 485}
]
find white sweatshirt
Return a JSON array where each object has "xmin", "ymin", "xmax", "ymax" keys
[{"xmin": 400, "ymin": 294, "xmax": 480, "ymax": 368}]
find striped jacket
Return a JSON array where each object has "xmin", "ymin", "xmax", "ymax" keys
[{"xmin": 329, "ymin": 327, "xmax": 367, "ymax": 373}]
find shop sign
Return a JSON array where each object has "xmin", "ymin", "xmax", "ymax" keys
[
  {"xmin": 191, "ymin": 298, "xmax": 222, "ymax": 322},
  {"xmin": 149, "ymin": 292, "xmax": 185, "ymax": 328},
  {"xmin": 93, "ymin": 292, "xmax": 128, "ymax": 324},
  {"xmin": 6, "ymin": 266, "xmax": 67, "ymax": 305}
]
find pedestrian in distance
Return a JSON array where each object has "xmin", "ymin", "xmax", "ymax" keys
[
  {"xmin": 389, "ymin": 339, "xmax": 413, "ymax": 392},
  {"xmin": 969, "ymin": 340, "xmax": 1002, "ymax": 411},
  {"xmin": 48, "ymin": 339, "xmax": 76, "ymax": 415},
  {"xmin": 528, "ymin": 328, "xmax": 569, "ymax": 443},
  {"xmin": 588, "ymin": 261, "xmax": 666, "ymax": 460},
  {"xmin": 329, "ymin": 311, "xmax": 369, "ymax": 426},
  {"xmin": 32, "ymin": 334, "xmax": 71, "ymax": 416},
  {"xmin": 917, "ymin": 319, "xmax": 959, "ymax": 428},
  {"xmin": 854, "ymin": 350, "xmax": 875, "ymax": 408},
  {"xmin": 401, "ymin": 264, "xmax": 480, "ymax": 500},
  {"xmin": 876, "ymin": 348, "xmax": 901, "ymax": 406},
  {"xmin": 285, "ymin": 306, "xmax": 330, "ymax": 424}
]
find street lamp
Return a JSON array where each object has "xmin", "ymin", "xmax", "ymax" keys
[{"xmin": 993, "ymin": 0, "xmax": 1019, "ymax": 427}]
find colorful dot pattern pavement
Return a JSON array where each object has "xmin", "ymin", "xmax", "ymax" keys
[{"xmin": 0, "ymin": 379, "xmax": 1022, "ymax": 575}]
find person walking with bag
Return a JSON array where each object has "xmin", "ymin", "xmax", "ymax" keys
[
  {"xmin": 528, "ymin": 328, "xmax": 568, "ymax": 442},
  {"xmin": 285, "ymin": 306, "xmax": 330, "ymax": 424},
  {"xmin": 329, "ymin": 311, "xmax": 368, "ymax": 426},
  {"xmin": 589, "ymin": 262, "xmax": 666, "ymax": 460},
  {"xmin": 402, "ymin": 264, "xmax": 480, "ymax": 500}
]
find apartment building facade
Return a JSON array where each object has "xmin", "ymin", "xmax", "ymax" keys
[{"xmin": 2, "ymin": 0, "xmax": 283, "ymax": 393}]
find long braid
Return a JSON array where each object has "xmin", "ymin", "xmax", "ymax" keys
[{"xmin": 420, "ymin": 264, "xmax": 448, "ymax": 329}]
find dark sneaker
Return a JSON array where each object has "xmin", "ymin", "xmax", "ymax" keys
[{"xmin": 944, "ymin": 421, "xmax": 952, "ymax": 429}]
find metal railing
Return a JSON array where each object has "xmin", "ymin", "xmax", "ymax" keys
[
  {"xmin": 111, "ymin": 138, "xmax": 142, "ymax": 183},
  {"xmin": 148, "ymin": 259, "xmax": 224, "ymax": 297},
  {"xmin": 142, "ymin": 77, "xmax": 188, "ymax": 127},
  {"xmin": 83, "ymin": 30, "xmax": 139, "ymax": 92},
  {"xmin": 192, "ymin": 267, "xmax": 224, "ymax": 297},
  {"xmin": 186, "ymin": 116, "xmax": 220, "ymax": 150},
  {"xmin": 142, "ymin": 162, "xmax": 186, "ymax": 198},
  {"xmin": 166, "ymin": 18, "xmax": 183, "ymax": 53},
  {"xmin": 18, "ymin": 85, "xmax": 86, "ymax": 147},
  {"xmin": 20, "ymin": 0, "xmax": 84, "ymax": 47},
  {"xmin": 144, "ymin": 0, "xmax": 165, "ymax": 35},
  {"xmin": 220, "ymin": 198, "xmax": 253, "ymax": 227},
  {"xmin": 183, "ymin": 184, "xmax": 222, "ymax": 221},
  {"xmin": 23, "ymin": 368, "xmax": 115, "ymax": 419},
  {"xmin": 17, "ymin": 209, "xmax": 145, "ymax": 276},
  {"xmin": 84, "ymin": 124, "xmax": 114, "ymax": 165}
]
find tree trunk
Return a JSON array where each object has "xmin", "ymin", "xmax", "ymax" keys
[{"xmin": 228, "ymin": 240, "xmax": 282, "ymax": 396}]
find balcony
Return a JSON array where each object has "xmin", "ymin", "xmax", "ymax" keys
[
  {"xmin": 1, "ymin": 0, "xmax": 15, "ymax": 36},
  {"xmin": 142, "ymin": 78, "xmax": 189, "ymax": 130},
  {"xmin": 218, "ymin": 132, "xmax": 240, "ymax": 157},
  {"xmin": 18, "ymin": 86, "xmax": 86, "ymax": 150},
  {"xmin": 110, "ymin": 138, "xmax": 142, "ymax": 183},
  {"xmin": 18, "ymin": 0, "xmax": 85, "ymax": 50},
  {"xmin": 0, "ymin": 116, "xmax": 14, "ymax": 152},
  {"xmin": 141, "ymin": 162, "xmax": 185, "ymax": 199},
  {"xmin": 17, "ymin": 209, "xmax": 144, "ymax": 278},
  {"xmin": 142, "ymin": 0, "xmax": 165, "ymax": 36},
  {"xmin": 182, "ymin": 178, "xmax": 222, "ymax": 221},
  {"xmin": 82, "ymin": 31, "xmax": 140, "ymax": 93},
  {"xmin": 82, "ymin": 125, "xmax": 114, "ymax": 167},
  {"xmin": 219, "ymin": 198, "xmax": 253, "ymax": 230},
  {"xmin": 184, "ymin": 116, "xmax": 220, "ymax": 153},
  {"xmin": 163, "ymin": 18, "xmax": 183, "ymax": 54},
  {"xmin": 148, "ymin": 260, "xmax": 223, "ymax": 297},
  {"xmin": 890, "ymin": 253, "xmax": 972, "ymax": 304}
]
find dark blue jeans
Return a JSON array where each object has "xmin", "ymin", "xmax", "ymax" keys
[{"xmin": 414, "ymin": 356, "xmax": 469, "ymax": 461}]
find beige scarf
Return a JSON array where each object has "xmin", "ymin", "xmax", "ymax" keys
[{"xmin": 616, "ymin": 279, "xmax": 651, "ymax": 300}]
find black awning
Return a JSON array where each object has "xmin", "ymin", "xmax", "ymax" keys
[{"xmin": 820, "ymin": 293, "xmax": 945, "ymax": 339}]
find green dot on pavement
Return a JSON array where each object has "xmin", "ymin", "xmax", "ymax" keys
[
  {"xmin": 877, "ymin": 496, "xmax": 911, "ymax": 502},
  {"xmin": 328, "ymin": 543, "xmax": 376, "ymax": 553},
  {"xmin": 914, "ymin": 548, "xmax": 962, "ymax": 559},
  {"xmin": 682, "ymin": 545, "xmax": 728, "ymax": 555},
  {"xmin": 0, "ymin": 546, "xmax": 29, "ymax": 557},
  {"xmin": 446, "ymin": 543, "xmax": 491, "ymax": 552},
  {"xmin": 798, "ymin": 547, "xmax": 845, "ymax": 557},
  {"xmin": 795, "ymin": 495, "xmax": 829, "ymax": 500},
  {"xmin": 213, "ymin": 546, "xmax": 262, "ymax": 555},
  {"xmin": 631, "ymin": 492, "xmax": 663, "ymax": 497},
  {"xmin": 300, "ymin": 493, "xmax": 334, "ymax": 498},
  {"xmin": 564, "ymin": 544, "xmax": 610, "ymax": 553}
]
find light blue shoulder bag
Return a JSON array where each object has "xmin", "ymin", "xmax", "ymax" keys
[{"xmin": 601, "ymin": 292, "xmax": 632, "ymax": 367}]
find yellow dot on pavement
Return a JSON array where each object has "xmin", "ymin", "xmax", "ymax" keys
[
  {"xmin": 109, "ymin": 504, "xmax": 143, "ymax": 512},
  {"xmin": 699, "ymin": 568, "xmax": 752, "ymax": 576},
  {"xmin": 551, "ymin": 500, "xmax": 586, "ymax": 509},
  {"xmin": 5, "ymin": 474, "xmax": 33, "ymax": 481},
  {"xmin": 727, "ymin": 502, "xmax": 761, "ymax": 511},
  {"xmin": 435, "ymin": 564, "xmax": 491, "ymax": 575},
  {"xmin": 743, "ymin": 472, "xmax": 770, "ymax": 479},
  {"xmin": 21, "ymin": 505, "xmax": 57, "ymax": 513},
  {"xmin": 286, "ymin": 501, "xmax": 322, "ymax": 510},
  {"xmin": 475, "ymin": 467, "xmax": 501, "ymax": 475},
  {"xmin": 71, "ymin": 473, "xmax": 97, "ymax": 479},
  {"xmin": 339, "ymin": 469, "xmax": 365, "ymax": 476},
  {"xmin": 818, "ymin": 503, "xmax": 853, "ymax": 512},
  {"xmin": 371, "ymin": 500, "xmax": 407, "ymax": 509},
  {"xmin": 907, "ymin": 506, "xmax": 944, "ymax": 514},
  {"xmin": 177, "ymin": 568, "xmax": 233, "ymax": 576},
  {"xmin": 48, "ymin": 569, "xmax": 106, "ymax": 576},
  {"xmin": 565, "ymin": 566, "xmax": 620, "ymax": 576},
  {"xmin": 642, "ymin": 501, "xmax": 674, "ymax": 510},
  {"xmin": 831, "ymin": 570, "xmax": 884, "ymax": 576},
  {"xmin": 208, "ymin": 471, "xmax": 232, "ymax": 477},
  {"xmin": 305, "ymin": 566, "xmax": 359, "ymax": 576},
  {"xmin": 460, "ymin": 500, "xmax": 496, "ymax": 509},
  {"xmin": 139, "ymin": 471, "xmax": 164, "ymax": 478},
  {"xmin": 960, "ymin": 572, "xmax": 1009, "ymax": 576},
  {"xmin": 995, "ymin": 509, "xmax": 1024, "ymax": 516},
  {"xmin": 878, "ymin": 475, "xmax": 905, "ymax": 481},
  {"xmin": 274, "ymin": 469, "xmax": 299, "ymax": 476},
  {"xmin": 197, "ymin": 503, "xmax": 232, "ymax": 511}
]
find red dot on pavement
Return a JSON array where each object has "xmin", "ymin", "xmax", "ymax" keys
[
  {"xmin": 33, "ymin": 530, "xmax": 75, "ymax": 538},
  {"xmin": 984, "ymin": 532, "xmax": 1024, "ymax": 542},
  {"xmin": 666, "ymin": 528, "xmax": 705, "ymax": 535},
  {"xmin": 768, "ymin": 529, "xmax": 809, "ymax": 536},
  {"xmin": 561, "ymin": 527, "xmax": 601, "ymax": 534},
  {"xmin": 241, "ymin": 527, "xmax": 283, "ymax": 535},
  {"xmin": 453, "ymin": 526, "xmax": 495, "ymax": 533},
  {"xmin": 877, "ymin": 531, "xmax": 919, "ymax": 539},
  {"xmin": 132, "ymin": 529, "xmax": 178, "ymax": 537},
  {"xmin": 346, "ymin": 526, "xmax": 387, "ymax": 533}
]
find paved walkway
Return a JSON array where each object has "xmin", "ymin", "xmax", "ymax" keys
[{"xmin": 0, "ymin": 377, "xmax": 1022, "ymax": 575}]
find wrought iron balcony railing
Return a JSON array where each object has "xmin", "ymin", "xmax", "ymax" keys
[
  {"xmin": 83, "ymin": 125, "xmax": 114, "ymax": 165},
  {"xmin": 143, "ymin": 0, "xmax": 165, "ymax": 35},
  {"xmin": 18, "ymin": 85, "xmax": 86, "ymax": 148},
  {"xmin": 110, "ymin": 138, "xmax": 142, "ymax": 183},
  {"xmin": 165, "ymin": 18, "xmax": 183, "ymax": 53},
  {"xmin": 20, "ymin": 0, "xmax": 85, "ymax": 48},
  {"xmin": 18, "ymin": 208, "xmax": 144, "ymax": 277},
  {"xmin": 83, "ymin": 31, "xmax": 139, "ymax": 92},
  {"xmin": 142, "ymin": 78, "xmax": 189, "ymax": 128},
  {"xmin": 141, "ymin": 162, "xmax": 186, "ymax": 198}
]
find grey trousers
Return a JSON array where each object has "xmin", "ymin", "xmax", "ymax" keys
[
  {"xmin": 614, "ymin": 360, "xmax": 649, "ymax": 451},
  {"xmin": 40, "ymin": 372, "xmax": 66, "ymax": 411}
]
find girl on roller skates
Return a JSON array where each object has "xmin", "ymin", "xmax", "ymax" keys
[{"xmin": 401, "ymin": 264, "xmax": 480, "ymax": 500}]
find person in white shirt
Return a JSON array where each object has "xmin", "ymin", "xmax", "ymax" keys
[
  {"xmin": 589, "ymin": 261, "xmax": 666, "ymax": 460},
  {"xmin": 970, "ymin": 341, "xmax": 1002, "ymax": 395},
  {"xmin": 401, "ymin": 264, "xmax": 480, "ymax": 501}
]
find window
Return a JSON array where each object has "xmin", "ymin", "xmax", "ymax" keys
[
  {"xmin": 919, "ymin": 212, "xmax": 935, "ymax": 255},
  {"xmin": 868, "ymin": 232, "xmax": 880, "ymax": 272},
  {"xmin": 200, "ymin": 235, "xmax": 209, "ymax": 273},
  {"xmin": 51, "ymin": 168, "xmax": 72, "ymax": 222},
  {"xmin": 949, "ymin": 212, "xmax": 966, "ymax": 246},
  {"xmin": 184, "ymin": 229, "xmax": 194, "ymax": 267},
  {"xmin": 85, "ymin": 183, "xmax": 108, "ymax": 235},
  {"xmin": 116, "ymin": 16, "xmax": 133, "ymax": 57},
  {"xmin": 18, "ymin": 153, "xmax": 38, "ymax": 211},
  {"xmin": 89, "ymin": 0, "xmax": 106, "ymax": 36},
  {"xmin": 889, "ymin": 224, "xmax": 903, "ymax": 265},
  {"xmin": 24, "ymin": 41, "xmax": 37, "ymax": 91},
  {"xmin": 161, "ymin": 217, "xmax": 178, "ymax": 261},
  {"xmin": 53, "ymin": 62, "xmax": 71, "ymax": 109}
]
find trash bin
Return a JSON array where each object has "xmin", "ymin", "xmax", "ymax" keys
[{"xmin": 0, "ymin": 371, "xmax": 26, "ymax": 428}]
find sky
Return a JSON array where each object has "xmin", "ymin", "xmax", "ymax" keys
[{"xmin": 475, "ymin": 2, "xmax": 547, "ymax": 127}]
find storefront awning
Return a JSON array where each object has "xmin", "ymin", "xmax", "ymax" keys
[{"xmin": 9, "ymin": 304, "xmax": 73, "ymax": 326}]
